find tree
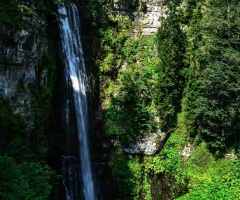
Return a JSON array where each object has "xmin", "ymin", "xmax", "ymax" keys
[
  {"xmin": 195, "ymin": 0, "xmax": 240, "ymax": 150},
  {"xmin": 154, "ymin": 2, "xmax": 187, "ymax": 133},
  {"xmin": 105, "ymin": 66, "xmax": 156, "ymax": 145},
  {"xmin": 0, "ymin": 156, "xmax": 52, "ymax": 200}
]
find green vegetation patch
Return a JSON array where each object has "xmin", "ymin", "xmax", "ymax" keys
[
  {"xmin": 0, "ymin": 0, "xmax": 23, "ymax": 26},
  {"xmin": 103, "ymin": 36, "xmax": 159, "ymax": 145},
  {"xmin": 0, "ymin": 155, "xmax": 52, "ymax": 200},
  {"xmin": 108, "ymin": 153, "xmax": 142, "ymax": 200}
]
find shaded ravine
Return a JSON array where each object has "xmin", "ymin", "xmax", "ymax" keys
[{"xmin": 59, "ymin": 3, "xmax": 96, "ymax": 200}]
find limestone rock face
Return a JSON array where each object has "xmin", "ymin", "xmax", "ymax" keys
[
  {"xmin": 112, "ymin": 0, "xmax": 187, "ymax": 37},
  {"xmin": 113, "ymin": 0, "xmax": 168, "ymax": 37},
  {"xmin": 0, "ymin": 7, "xmax": 48, "ymax": 127},
  {"xmin": 225, "ymin": 152, "xmax": 237, "ymax": 160},
  {"xmin": 132, "ymin": 0, "xmax": 167, "ymax": 36},
  {"xmin": 0, "ymin": 14, "xmax": 47, "ymax": 99},
  {"xmin": 179, "ymin": 143, "xmax": 196, "ymax": 162},
  {"xmin": 118, "ymin": 131, "xmax": 166, "ymax": 155}
]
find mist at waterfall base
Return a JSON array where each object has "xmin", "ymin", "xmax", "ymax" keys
[{"xmin": 59, "ymin": 3, "xmax": 96, "ymax": 200}]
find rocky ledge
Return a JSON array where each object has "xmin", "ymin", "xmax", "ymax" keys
[{"xmin": 117, "ymin": 130, "xmax": 166, "ymax": 155}]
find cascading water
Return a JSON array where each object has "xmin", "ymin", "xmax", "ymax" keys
[{"xmin": 59, "ymin": 3, "xmax": 96, "ymax": 200}]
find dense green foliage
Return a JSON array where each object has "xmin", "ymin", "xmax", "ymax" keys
[
  {"xmin": 194, "ymin": 0, "xmax": 240, "ymax": 150},
  {"xmin": 0, "ymin": 104, "xmax": 27, "ymax": 158},
  {"xmin": 105, "ymin": 63, "xmax": 157, "ymax": 144},
  {"xmin": 154, "ymin": 0, "xmax": 240, "ymax": 151},
  {"xmin": 108, "ymin": 153, "xmax": 142, "ymax": 199},
  {"xmin": 0, "ymin": 0, "xmax": 61, "ymax": 27},
  {"xmin": 97, "ymin": 0, "xmax": 240, "ymax": 199},
  {"xmin": 0, "ymin": 0, "xmax": 23, "ymax": 26},
  {"xmin": 0, "ymin": 156, "xmax": 52, "ymax": 200},
  {"xmin": 99, "ymin": 14, "xmax": 159, "ymax": 145},
  {"xmin": 0, "ymin": 102, "xmax": 54, "ymax": 199},
  {"xmin": 154, "ymin": 2, "xmax": 187, "ymax": 133}
]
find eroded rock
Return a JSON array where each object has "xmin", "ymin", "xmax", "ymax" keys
[
  {"xmin": 117, "ymin": 130, "xmax": 166, "ymax": 155},
  {"xmin": 179, "ymin": 143, "xmax": 196, "ymax": 162},
  {"xmin": 225, "ymin": 152, "xmax": 237, "ymax": 160},
  {"xmin": 0, "ymin": 5, "xmax": 48, "ymax": 128},
  {"xmin": 113, "ymin": 0, "xmax": 168, "ymax": 37}
]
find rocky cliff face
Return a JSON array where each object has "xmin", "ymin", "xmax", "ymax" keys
[
  {"xmin": 113, "ymin": 0, "xmax": 168, "ymax": 37},
  {"xmin": 0, "ymin": 6, "xmax": 48, "ymax": 127},
  {"xmin": 118, "ymin": 131, "xmax": 166, "ymax": 155}
]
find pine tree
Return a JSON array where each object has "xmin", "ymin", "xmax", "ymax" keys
[
  {"xmin": 195, "ymin": 0, "xmax": 240, "ymax": 150},
  {"xmin": 154, "ymin": 2, "xmax": 187, "ymax": 133}
]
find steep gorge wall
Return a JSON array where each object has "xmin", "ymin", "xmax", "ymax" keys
[
  {"xmin": 79, "ymin": 1, "xmax": 173, "ymax": 199},
  {"xmin": 95, "ymin": 0, "xmax": 170, "ymax": 153},
  {"xmin": 87, "ymin": 0, "xmax": 240, "ymax": 199},
  {"xmin": 0, "ymin": 5, "xmax": 48, "ymax": 127},
  {"xmin": 113, "ymin": 0, "xmax": 167, "ymax": 37},
  {"xmin": 0, "ymin": 2, "xmax": 63, "ymax": 199}
]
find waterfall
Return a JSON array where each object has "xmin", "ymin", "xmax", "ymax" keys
[{"xmin": 59, "ymin": 3, "xmax": 96, "ymax": 200}]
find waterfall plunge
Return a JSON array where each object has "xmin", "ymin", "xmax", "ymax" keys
[{"xmin": 59, "ymin": 4, "xmax": 96, "ymax": 200}]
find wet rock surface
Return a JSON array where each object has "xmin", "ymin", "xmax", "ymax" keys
[
  {"xmin": 0, "ymin": 8, "xmax": 48, "ymax": 127},
  {"xmin": 0, "ymin": 13, "xmax": 47, "ymax": 99}
]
